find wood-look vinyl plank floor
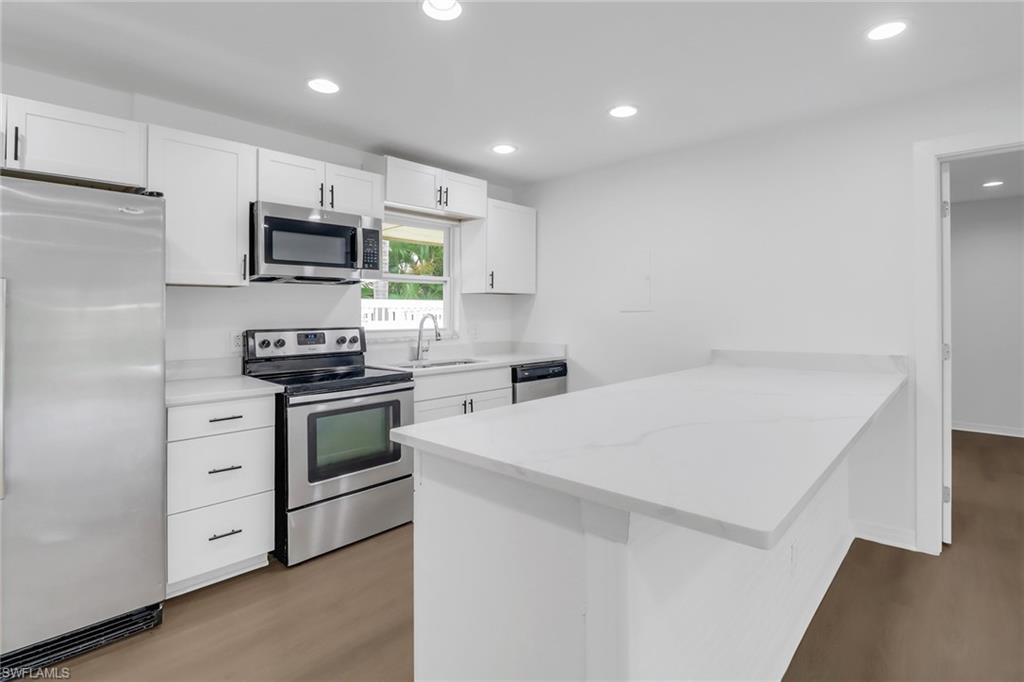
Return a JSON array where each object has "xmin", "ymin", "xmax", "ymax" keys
[
  {"xmin": 58, "ymin": 524, "xmax": 413, "ymax": 682},
  {"xmin": 785, "ymin": 431, "xmax": 1024, "ymax": 681},
  {"xmin": 56, "ymin": 432, "xmax": 1021, "ymax": 681}
]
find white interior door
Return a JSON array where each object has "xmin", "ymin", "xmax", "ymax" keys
[{"xmin": 941, "ymin": 161, "xmax": 953, "ymax": 544}]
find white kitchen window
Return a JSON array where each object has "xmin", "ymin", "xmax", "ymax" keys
[{"xmin": 361, "ymin": 214, "xmax": 453, "ymax": 332}]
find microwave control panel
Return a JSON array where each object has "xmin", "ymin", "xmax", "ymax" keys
[
  {"xmin": 362, "ymin": 229, "xmax": 381, "ymax": 275},
  {"xmin": 245, "ymin": 328, "xmax": 365, "ymax": 358}
]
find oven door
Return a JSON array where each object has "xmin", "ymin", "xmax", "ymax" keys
[
  {"xmin": 285, "ymin": 382, "xmax": 413, "ymax": 510},
  {"xmin": 253, "ymin": 201, "xmax": 363, "ymax": 281}
]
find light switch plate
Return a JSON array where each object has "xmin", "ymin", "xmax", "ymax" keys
[{"xmin": 229, "ymin": 331, "xmax": 244, "ymax": 354}]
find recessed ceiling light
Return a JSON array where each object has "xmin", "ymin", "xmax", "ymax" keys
[
  {"xmin": 307, "ymin": 78, "xmax": 340, "ymax": 94},
  {"xmin": 982, "ymin": 180, "xmax": 1005, "ymax": 188},
  {"xmin": 609, "ymin": 105, "xmax": 638, "ymax": 119},
  {"xmin": 867, "ymin": 21, "xmax": 907, "ymax": 41},
  {"xmin": 422, "ymin": 0, "xmax": 462, "ymax": 21},
  {"xmin": 492, "ymin": 144, "xmax": 517, "ymax": 155}
]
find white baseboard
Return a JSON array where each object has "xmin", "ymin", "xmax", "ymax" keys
[
  {"xmin": 952, "ymin": 422, "xmax": 1024, "ymax": 438},
  {"xmin": 852, "ymin": 521, "xmax": 918, "ymax": 552}
]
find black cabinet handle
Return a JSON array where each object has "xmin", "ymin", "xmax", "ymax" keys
[
  {"xmin": 443, "ymin": 186, "xmax": 449, "ymax": 207},
  {"xmin": 489, "ymin": 271, "xmax": 495, "ymax": 289},
  {"xmin": 319, "ymin": 182, "xmax": 324, "ymax": 207},
  {"xmin": 242, "ymin": 254, "xmax": 247, "ymax": 280},
  {"xmin": 12, "ymin": 126, "xmax": 19, "ymax": 161},
  {"xmin": 330, "ymin": 184, "xmax": 335, "ymax": 208},
  {"xmin": 437, "ymin": 186, "xmax": 443, "ymax": 207},
  {"xmin": 209, "ymin": 415, "xmax": 243, "ymax": 423},
  {"xmin": 208, "ymin": 465, "xmax": 242, "ymax": 475},
  {"xmin": 208, "ymin": 529, "xmax": 242, "ymax": 542},
  {"xmin": 461, "ymin": 399, "xmax": 467, "ymax": 414},
  {"xmin": 468, "ymin": 398, "xmax": 474, "ymax": 412}
]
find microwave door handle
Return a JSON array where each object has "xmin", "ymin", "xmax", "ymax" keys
[{"xmin": 356, "ymin": 225, "xmax": 364, "ymax": 270}]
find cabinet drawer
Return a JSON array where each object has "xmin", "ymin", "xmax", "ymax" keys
[
  {"xmin": 167, "ymin": 491, "xmax": 274, "ymax": 584},
  {"xmin": 168, "ymin": 427, "xmax": 274, "ymax": 514},
  {"xmin": 413, "ymin": 366, "xmax": 511, "ymax": 402},
  {"xmin": 167, "ymin": 397, "xmax": 275, "ymax": 441}
]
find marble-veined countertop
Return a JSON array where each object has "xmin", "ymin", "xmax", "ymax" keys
[{"xmin": 391, "ymin": 354, "xmax": 906, "ymax": 549}]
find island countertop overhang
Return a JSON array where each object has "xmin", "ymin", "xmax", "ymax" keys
[{"xmin": 393, "ymin": 356, "xmax": 907, "ymax": 549}]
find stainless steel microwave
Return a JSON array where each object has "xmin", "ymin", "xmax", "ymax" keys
[{"xmin": 250, "ymin": 201, "xmax": 383, "ymax": 284}]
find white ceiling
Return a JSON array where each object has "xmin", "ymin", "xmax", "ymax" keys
[
  {"xmin": 951, "ymin": 150, "xmax": 1024, "ymax": 203},
  {"xmin": 1, "ymin": 2, "xmax": 1021, "ymax": 186}
]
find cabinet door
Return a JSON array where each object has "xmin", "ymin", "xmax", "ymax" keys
[
  {"xmin": 440, "ymin": 170, "xmax": 487, "ymax": 219},
  {"xmin": 4, "ymin": 96, "xmax": 146, "ymax": 186},
  {"xmin": 414, "ymin": 394, "xmax": 469, "ymax": 423},
  {"xmin": 325, "ymin": 163, "xmax": 384, "ymax": 217},
  {"xmin": 487, "ymin": 200, "xmax": 537, "ymax": 294},
  {"xmin": 257, "ymin": 148, "xmax": 325, "ymax": 208},
  {"xmin": 467, "ymin": 388, "xmax": 512, "ymax": 414},
  {"xmin": 149, "ymin": 126, "xmax": 256, "ymax": 286},
  {"xmin": 385, "ymin": 156, "xmax": 440, "ymax": 211}
]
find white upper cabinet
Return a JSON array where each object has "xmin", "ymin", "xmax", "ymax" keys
[
  {"xmin": 461, "ymin": 199, "xmax": 537, "ymax": 295},
  {"xmin": 148, "ymin": 126, "xmax": 256, "ymax": 287},
  {"xmin": 257, "ymin": 149, "xmax": 325, "ymax": 208},
  {"xmin": 3, "ymin": 95, "xmax": 146, "ymax": 187},
  {"xmin": 325, "ymin": 163, "xmax": 384, "ymax": 217},
  {"xmin": 258, "ymin": 149, "xmax": 384, "ymax": 217},
  {"xmin": 384, "ymin": 156, "xmax": 487, "ymax": 219},
  {"xmin": 441, "ymin": 170, "xmax": 488, "ymax": 218}
]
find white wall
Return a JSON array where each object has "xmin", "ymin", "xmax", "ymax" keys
[
  {"xmin": 511, "ymin": 76, "xmax": 1022, "ymax": 541},
  {"xmin": 951, "ymin": 196, "xmax": 1024, "ymax": 437},
  {"xmin": 0, "ymin": 63, "xmax": 524, "ymax": 360}
]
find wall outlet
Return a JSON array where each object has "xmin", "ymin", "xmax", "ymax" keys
[{"xmin": 229, "ymin": 331, "xmax": 244, "ymax": 354}]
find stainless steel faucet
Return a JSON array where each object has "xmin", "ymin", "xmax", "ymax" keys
[{"xmin": 416, "ymin": 314, "xmax": 442, "ymax": 361}]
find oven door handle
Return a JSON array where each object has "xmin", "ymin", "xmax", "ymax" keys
[{"xmin": 286, "ymin": 381, "xmax": 414, "ymax": 406}]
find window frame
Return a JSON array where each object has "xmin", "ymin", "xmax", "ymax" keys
[{"xmin": 361, "ymin": 211, "xmax": 457, "ymax": 336}]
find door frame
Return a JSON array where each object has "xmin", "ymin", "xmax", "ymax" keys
[{"xmin": 912, "ymin": 129, "xmax": 1024, "ymax": 555}]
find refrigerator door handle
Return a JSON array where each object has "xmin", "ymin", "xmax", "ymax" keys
[{"xmin": 1, "ymin": 278, "xmax": 6, "ymax": 499}]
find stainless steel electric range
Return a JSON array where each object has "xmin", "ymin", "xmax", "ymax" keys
[{"xmin": 242, "ymin": 327, "xmax": 413, "ymax": 566}]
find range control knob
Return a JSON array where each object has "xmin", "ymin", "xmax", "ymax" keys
[
  {"xmin": 348, "ymin": 335, "xmax": 360, "ymax": 345},
  {"xmin": 273, "ymin": 338, "xmax": 286, "ymax": 349},
  {"xmin": 336, "ymin": 336, "xmax": 346, "ymax": 345},
  {"xmin": 258, "ymin": 339, "xmax": 271, "ymax": 349}
]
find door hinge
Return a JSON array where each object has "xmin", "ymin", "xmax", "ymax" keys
[
  {"xmin": 941, "ymin": 200, "xmax": 950, "ymax": 218},
  {"xmin": 943, "ymin": 486, "xmax": 951, "ymax": 503},
  {"xmin": 943, "ymin": 343, "xmax": 951, "ymax": 361}
]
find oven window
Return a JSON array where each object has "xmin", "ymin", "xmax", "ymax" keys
[
  {"xmin": 265, "ymin": 216, "xmax": 356, "ymax": 268},
  {"xmin": 307, "ymin": 402, "xmax": 400, "ymax": 482}
]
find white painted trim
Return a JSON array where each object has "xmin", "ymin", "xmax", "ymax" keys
[
  {"xmin": 852, "ymin": 521, "xmax": 918, "ymax": 552},
  {"xmin": 952, "ymin": 423, "xmax": 1024, "ymax": 439},
  {"xmin": 912, "ymin": 129, "xmax": 1024, "ymax": 556}
]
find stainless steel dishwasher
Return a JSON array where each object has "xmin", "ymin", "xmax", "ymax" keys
[{"xmin": 511, "ymin": 361, "xmax": 568, "ymax": 403}]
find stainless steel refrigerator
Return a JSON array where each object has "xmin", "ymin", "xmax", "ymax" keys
[{"xmin": 0, "ymin": 176, "xmax": 166, "ymax": 672}]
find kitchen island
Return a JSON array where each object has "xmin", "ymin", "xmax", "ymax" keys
[{"xmin": 391, "ymin": 351, "xmax": 906, "ymax": 681}]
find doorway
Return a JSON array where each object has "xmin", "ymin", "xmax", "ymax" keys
[{"xmin": 942, "ymin": 149, "xmax": 1024, "ymax": 543}]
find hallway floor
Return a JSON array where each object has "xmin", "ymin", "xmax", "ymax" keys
[
  {"xmin": 786, "ymin": 431, "xmax": 1024, "ymax": 680},
  {"xmin": 56, "ymin": 432, "xmax": 1021, "ymax": 681}
]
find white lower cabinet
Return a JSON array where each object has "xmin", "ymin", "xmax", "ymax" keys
[
  {"xmin": 413, "ymin": 368, "xmax": 513, "ymax": 423},
  {"xmin": 167, "ymin": 491, "xmax": 274, "ymax": 586},
  {"xmin": 166, "ymin": 396, "xmax": 275, "ymax": 598}
]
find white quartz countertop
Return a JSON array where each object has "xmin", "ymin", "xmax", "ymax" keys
[
  {"xmin": 392, "ymin": 360, "xmax": 906, "ymax": 549},
  {"xmin": 375, "ymin": 350, "xmax": 566, "ymax": 377},
  {"xmin": 165, "ymin": 375, "xmax": 283, "ymax": 407}
]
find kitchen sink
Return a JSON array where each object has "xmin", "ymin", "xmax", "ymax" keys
[{"xmin": 396, "ymin": 358, "xmax": 484, "ymax": 369}]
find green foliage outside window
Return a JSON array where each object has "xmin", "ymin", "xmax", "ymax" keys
[{"xmin": 387, "ymin": 240, "xmax": 444, "ymax": 277}]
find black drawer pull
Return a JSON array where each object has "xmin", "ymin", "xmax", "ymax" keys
[
  {"xmin": 208, "ymin": 465, "xmax": 242, "ymax": 475},
  {"xmin": 209, "ymin": 415, "xmax": 243, "ymax": 423},
  {"xmin": 208, "ymin": 529, "xmax": 242, "ymax": 542}
]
